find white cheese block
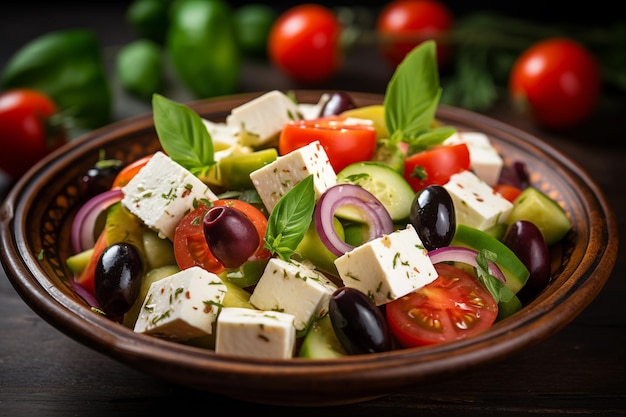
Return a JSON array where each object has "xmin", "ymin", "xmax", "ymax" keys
[
  {"xmin": 121, "ymin": 151, "xmax": 217, "ymax": 240},
  {"xmin": 443, "ymin": 170, "xmax": 513, "ymax": 231},
  {"xmin": 297, "ymin": 93, "xmax": 330, "ymax": 120},
  {"xmin": 250, "ymin": 140, "xmax": 337, "ymax": 213},
  {"xmin": 200, "ymin": 119, "xmax": 239, "ymax": 150},
  {"xmin": 215, "ymin": 307, "xmax": 296, "ymax": 359},
  {"xmin": 226, "ymin": 90, "xmax": 302, "ymax": 147},
  {"xmin": 134, "ymin": 266, "xmax": 227, "ymax": 342},
  {"xmin": 248, "ymin": 258, "xmax": 338, "ymax": 333},
  {"xmin": 334, "ymin": 224, "xmax": 438, "ymax": 306},
  {"xmin": 443, "ymin": 131, "xmax": 503, "ymax": 186}
]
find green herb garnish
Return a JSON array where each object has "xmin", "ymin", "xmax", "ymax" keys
[
  {"xmin": 475, "ymin": 249, "xmax": 514, "ymax": 304},
  {"xmin": 383, "ymin": 40, "xmax": 456, "ymax": 155},
  {"xmin": 264, "ymin": 175, "xmax": 315, "ymax": 261},
  {"xmin": 152, "ymin": 93, "xmax": 215, "ymax": 179}
]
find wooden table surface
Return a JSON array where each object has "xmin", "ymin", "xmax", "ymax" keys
[{"xmin": 1, "ymin": 3, "xmax": 625, "ymax": 416}]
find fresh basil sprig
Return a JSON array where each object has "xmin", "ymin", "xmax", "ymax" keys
[
  {"xmin": 475, "ymin": 249, "xmax": 515, "ymax": 304},
  {"xmin": 264, "ymin": 175, "xmax": 315, "ymax": 261},
  {"xmin": 152, "ymin": 93, "xmax": 215, "ymax": 179},
  {"xmin": 383, "ymin": 40, "xmax": 456, "ymax": 155}
]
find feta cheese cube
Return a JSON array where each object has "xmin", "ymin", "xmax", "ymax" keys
[
  {"xmin": 443, "ymin": 170, "xmax": 513, "ymax": 231},
  {"xmin": 248, "ymin": 258, "xmax": 338, "ymax": 333},
  {"xmin": 226, "ymin": 90, "xmax": 302, "ymax": 147},
  {"xmin": 250, "ymin": 140, "xmax": 336, "ymax": 213},
  {"xmin": 134, "ymin": 266, "xmax": 227, "ymax": 342},
  {"xmin": 443, "ymin": 132, "xmax": 503, "ymax": 186},
  {"xmin": 200, "ymin": 119, "xmax": 239, "ymax": 150},
  {"xmin": 334, "ymin": 224, "xmax": 437, "ymax": 306},
  {"xmin": 121, "ymin": 151, "xmax": 217, "ymax": 240},
  {"xmin": 215, "ymin": 307, "xmax": 296, "ymax": 359}
]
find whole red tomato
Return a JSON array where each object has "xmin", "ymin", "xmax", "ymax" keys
[
  {"xmin": 509, "ymin": 38, "xmax": 601, "ymax": 130},
  {"xmin": 376, "ymin": 0, "xmax": 453, "ymax": 69},
  {"xmin": 0, "ymin": 89, "xmax": 67, "ymax": 180},
  {"xmin": 268, "ymin": 4, "xmax": 342, "ymax": 84}
]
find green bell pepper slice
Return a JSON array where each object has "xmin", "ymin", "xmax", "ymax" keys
[{"xmin": 1, "ymin": 29, "xmax": 112, "ymax": 133}]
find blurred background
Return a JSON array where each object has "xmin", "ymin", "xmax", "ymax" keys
[{"xmin": 1, "ymin": 0, "xmax": 624, "ymax": 193}]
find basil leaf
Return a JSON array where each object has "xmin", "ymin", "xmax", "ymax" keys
[
  {"xmin": 152, "ymin": 93, "xmax": 215, "ymax": 178},
  {"xmin": 264, "ymin": 175, "xmax": 315, "ymax": 261},
  {"xmin": 475, "ymin": 249, "xmax": 513, "ymax": 304},
  {"xmin": 384, "ymin": 41, "xmax": 442, "ymax": 139}
]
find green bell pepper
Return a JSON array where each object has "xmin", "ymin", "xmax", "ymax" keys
[
  {"xmin": 166, "ymin": 0, "xmax": 241, "ymax": 98},
  {"xmin": 1, "ymin": 29, "xmax": 112, "ymax": 133}
]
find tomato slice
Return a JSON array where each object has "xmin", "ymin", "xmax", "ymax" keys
[
  {"xmin": 173, "ymin": 199, "xmax": 270, "ymax": 273},
  {"xmin": 386, "ymin": 263, "xmax": 498, "ymax": 347},
  {"xmin": 402, "ymin": 143, "xmax": 470, "ymax": 193},
  {"xmin": 493, "ymin": 184, "xmax": 523, "ymax": 203},
  {"xmin": 75, "ymin": 230, "xmax": 108, "ymax": 297},
  {"xmin": 278, "ymin": 115, "xmax": 377, "ymax": 173}
]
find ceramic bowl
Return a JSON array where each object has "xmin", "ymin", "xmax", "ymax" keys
[{"xmin": 0, "ymin": 91, "xmax": 617, "ymax": 406}]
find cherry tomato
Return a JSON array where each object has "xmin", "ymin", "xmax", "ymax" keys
[
  {"xmin": 386, "ymin": 263, "xmax": 498, "ymax": 347},
  {"xmin": 402, "ymin": 143, "xmax": 470, "ymax": 193},
  {"xmin": 0, "ymin": 89, "xmax": 67, "ymax": 179},
  {"xmin": 173, "ymin": 199, "xmax": 269, "ymax": 273},
  {"xmin": 268, "ymin": 4, "xmax": 342, "ymax": 84},
  {"xmin": 509, "ymin": 38, "xmax": 601, "ymax": 130},
  {"xmin": 376, "ymin": 0, "xmax": 453, "ymax": 69},
  {"xmin": 111, "ymin": 154, "xmax": 153, "ymax": 189},
  {"xmin": 75, "ymin": 230, "xmax": 108, "ymax": 298},
  {"xmin": 493, "ymin": 184, "xmax": 523, "ymax": 203},
  {"xmin": 278, "ymin": 115, "xmax": 377, "ymax": 173}
]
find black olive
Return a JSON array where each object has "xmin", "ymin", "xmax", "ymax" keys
[
  {"xmin": 95, "ymin": 242, "xmax": 144, "ymax": 321},
  {"xmin": 503, "ymin": 220, "xmax": 551, "ymax": 303},
  {"xmin": 329, "ymin": 287, "xmax": 392, "ymax": 355},
  {"xmin": 81, "ymin": 159, "xmax": 124, "ymax": 199},
  {"xmin": 203, "ymin": 206, "xmax": 259, "ymax": 268},
  {"xmin": 319, "ymin": 92, "xmax": 357, "ymax": 117},
  {"xmin": 409, "ymin": 185, "xmax": 456, "ymax": 251}
]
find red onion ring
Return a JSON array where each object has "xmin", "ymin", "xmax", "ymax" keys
[
  {"xmin": 315, "ymin": 184, "xmax": 394, "ymax": 257},
  {"xmin": 428, "ymin": 246, "xmax": 506, "ymax": 283},
  {"xmin": 71, "ymin": 189, "xmax": 123, "ymax": 253}
]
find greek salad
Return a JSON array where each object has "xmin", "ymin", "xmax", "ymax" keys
[{"xmin": 66, "ymin": 41, "xmax": 571, "ymax": 360}]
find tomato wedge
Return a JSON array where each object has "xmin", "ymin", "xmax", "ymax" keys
[
  {"xmin": 173, "ymin": 199, "xmax": 270, "ymax": 274},
  {"xmin": 386, "ymin": 263, "xmax": 498, "ymax": 347},
  {"xmin": 278, "ymin": 115, "xmax": 377, "ymax": 173},
  {"xmin": 493, "ymin": 184, "xmax": 523, "ymax": 203},
  {"xmin": 403, "ymin": 143, "xmax": 470, "ymax": 193}
]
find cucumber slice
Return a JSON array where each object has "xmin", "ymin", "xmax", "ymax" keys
[
  {"xmin": 142, "ymin": 228, "xmax": 176, "ymax": 269},
  {"xmin": 506, "ymin": 187, "xmax": 571, "ymax": 246},
  {"xmin": 371, "ymin": 138, "xmax": 405, "ymax": 173},
  {"xmin": 66, "ymin": 248, "xmax": 94, "ymax": 276},
  {"xmin": 336, "ymin": 161, "xmax": 415, "ymax": 221},
  {"xmin": 299, "ymin": 314, "xmax": 347, "ymax": 359},
  {"xmin": 451, "ymin": 224, "xmax": 530, "ymax": 294}
]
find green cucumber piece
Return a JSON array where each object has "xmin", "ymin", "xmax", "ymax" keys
[
  {"xmin": 371, "ymin": 138, "xmax": 405, "ymax": 173},
  {"xmin": 219, "ymin": 148, "xmax": 278, "ymax": 190},
  {"xmin": 506, "ymin": 187, "xmax": 571, "ymax": 246},
  {"xmin": 105, "ymin": 201, "xmax": 147, "ymax": 251},
  {"xmin": 66, "ymin": 248, "xmax": 94, "ymax": 276},
  {"xmin": 221, "ymin": 258, "xmax": 269, "ymax": 288},
  {"xmin": 452, "ymin": 224, "xmax": 530, "ymax": 294},
  {"xmin": 294, "ymin": 217, "xmax": 344, "ymax": 276},
  {"xmin": 336, "ymin": 161, "xmax": 415, "ymax": 221},
  {"xmin": 142, "ymin": 228, "xmax": 176, "ymax": 269},
  {"xmin": 299, "ymin": 314, "xmax": 347, "ymax": 359}
]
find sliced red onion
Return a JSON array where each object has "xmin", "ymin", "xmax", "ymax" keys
[
  {"xmin": 315, "ymin": 184, "xmax": 394, "ymax": 257},
  {"xmin": 71, "ymin": 189, "xmax": 123, "ymax": 253},
  {"xmin": 70, "ymin": 280, "xmax": 101, "ymax": 309},
  {"xmin": 428, "ymin": 246, "xmax": 506, "ymax": 283}
]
